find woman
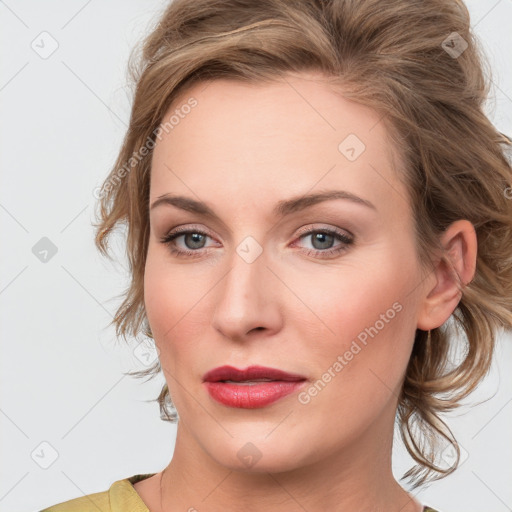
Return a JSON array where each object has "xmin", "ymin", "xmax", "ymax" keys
[{"xmin": 40, "ymin": 0, "xmax": 512, "ymax": 511}]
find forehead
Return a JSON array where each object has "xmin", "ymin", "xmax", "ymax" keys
[{"xmin": 150, "ymin": 72, "xmax": 410, "ymax": 222}]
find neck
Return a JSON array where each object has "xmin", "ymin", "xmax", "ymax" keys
[{"xmin": 157, "ymin": 417, "xmax": 422, "ymax": 512}]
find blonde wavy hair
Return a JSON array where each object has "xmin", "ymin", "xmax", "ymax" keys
[{"xmin": 94, "ymin": 0, "xmax": 512, "ymax": 489}]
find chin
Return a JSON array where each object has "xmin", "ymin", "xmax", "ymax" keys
[{"xmin": 202, "ymin": 433, "xmax": 318, "ymax": 474}]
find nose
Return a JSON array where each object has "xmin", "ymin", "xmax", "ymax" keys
[{"xmin": 211, "ymin": 243, "xmax": 282, "ymax": 341}]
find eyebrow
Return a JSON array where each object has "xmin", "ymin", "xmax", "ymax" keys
[{"xmin": 149, "ymin": 190, "xmax": 377, "ymax": 219}]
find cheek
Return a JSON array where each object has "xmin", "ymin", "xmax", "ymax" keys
[
  {"xmin": 317, "ymin": 290, "xmax": 416, "ymax": 424},
  {"xmin": 282, "ymin": 249, "xmax": 416, "ymax": 345},
  {"xmin": 143, "ymin": 247, "xmax": 215, "ymax": 373},
  {"xmin": 144, "ymin": 258, "xmax": 203, "ymax": 412},
  {"xmin": 294, "ymin": 260, "xmax": 419, "ymax": 421},
  {"xmin": 315, "ymin": 294, "xmax": 415, "ymax": 464}
]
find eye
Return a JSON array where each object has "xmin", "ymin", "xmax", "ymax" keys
[
  {"xmin": 159, "ymin": 224, "xmax": 354, "ymax": 260},
  {"xmin": 292, "ymin": 225, "xmax": 354, "ymax": 259},
  {"xmin": 159, "ymin": 226, "xmax": 217, "ymax": 258}
]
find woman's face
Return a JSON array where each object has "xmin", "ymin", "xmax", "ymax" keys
[{"xmin": 145, "ymin": 71, "xmax": 430, "ymax": 472}]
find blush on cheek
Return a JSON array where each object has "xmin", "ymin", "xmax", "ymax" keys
[{"xmin": 328, "ymin": 298, "xmax": 411, "ymax": 377}]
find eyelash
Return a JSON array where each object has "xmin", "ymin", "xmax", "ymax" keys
[{"xmin": 159, "ymin": 225, "xmax": 354, "ymax": 260}]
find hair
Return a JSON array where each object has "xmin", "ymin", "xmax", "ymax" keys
[{"xmin": 93, "ymin": 0, "xmax": 512, "ymax": 490}]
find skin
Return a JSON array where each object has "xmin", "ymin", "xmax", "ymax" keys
[{"xmin": 134, "ymin": 71, "xmax": 477, "ymax": 512}]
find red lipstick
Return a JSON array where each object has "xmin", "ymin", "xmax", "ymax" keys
[{"xmin": 202, "ymin": 365, "xmax": 307, "ymax": 409}]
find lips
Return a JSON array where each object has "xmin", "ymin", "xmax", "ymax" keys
[
  {"xmin": 203, "ymin": 365, "xmax": 306, "ymax": 383},
  {"xmin": 202, "ymin": 365, "xmax": 307, "ymax": 409}
]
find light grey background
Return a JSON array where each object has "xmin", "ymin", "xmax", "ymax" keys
[{"xmin": 1, "ymin": 1, "xmax": 511, "ymax": 511}]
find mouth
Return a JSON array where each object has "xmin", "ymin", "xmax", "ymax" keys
[
  {"xmin": 203, "ymin": 365, "xmax": 306, "ymax": 383},
  {"xmin": 202, "ymin": 365, "xmax": 307, "ymax": 409}
]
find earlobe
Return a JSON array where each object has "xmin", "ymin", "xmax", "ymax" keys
[{"xmin": 416, "ymin": 220, "xmax": 477, "ymax": 331}]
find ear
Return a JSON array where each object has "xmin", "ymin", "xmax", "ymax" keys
[{"xmin": 416, "ymin": 219, "xmax": 477, "ymax": 331}]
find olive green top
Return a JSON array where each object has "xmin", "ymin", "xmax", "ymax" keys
[{"xmin": 39, "ymin": 473, "xmax": 440, "ymax": 511}]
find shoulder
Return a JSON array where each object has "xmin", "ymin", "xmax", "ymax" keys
[
  {"xmin": 39, "ymin": 474, "xmax": 156, "ymax": 512},
  {"xmin": 39, "ymin": 489, "xmax": 110, "ymax": 512}
]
